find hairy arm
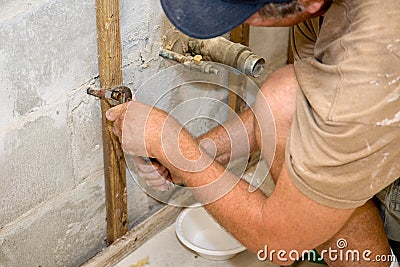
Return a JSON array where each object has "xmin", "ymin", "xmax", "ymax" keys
[
  {"xmin": 134, "ymin": 108, "xmax": 259, "ymax": 190},
  {"xmin": 106, "ymin": 88, "xmax": 354, "ymax": 266},
  {"xmin": 146, "ymin": 114, "xmax": 354, "ymax": 265},
  {"xmin": 197, "ymin": 108, "xmax": 258, "ymax": 165}
]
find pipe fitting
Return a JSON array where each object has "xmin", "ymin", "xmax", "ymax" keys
[
  {"xmin": 188, "ymin": 37, "xmax": 265, "ymax": 78},
  {"xmin": 159, "ymin": 49, "xmax": 220, "ymax": 75}
]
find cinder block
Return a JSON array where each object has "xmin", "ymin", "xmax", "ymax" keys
[
  {"xmin": 0, "ymin": 0, "xmax": 98, "ymax": 132},
  {"xmin": 69, "ymin": 84, "xmax": 104, "ymax": 184},
  {"xmin": 0, "ymin": 174, "xmax": 107, "ymax": 267},
  {"xmin": 0, "ymin": 101, "xmax": 75, "ymax": 227}
]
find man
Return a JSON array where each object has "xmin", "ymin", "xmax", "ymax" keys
[{"xmin": 106, "ymin": 0, "xmax": 400, "ymax": 265}]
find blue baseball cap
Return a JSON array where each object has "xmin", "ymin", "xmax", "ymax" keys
[{"xmin": 161, "ymin": 0, "xmax": 291, "ymax": 39}]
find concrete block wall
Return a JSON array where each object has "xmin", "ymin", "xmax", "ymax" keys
[
  {"xmin": 0, "ymin": 0, "xmax": 289, "ymax": 265},
  {"xmin": 0, "ymin": 0, "xmax": 167, "ymax": 266}
]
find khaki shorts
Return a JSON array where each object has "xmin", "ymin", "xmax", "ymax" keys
[{"xmin": 286, "ymin": 0, "xmax": 400, "ymax": 209}]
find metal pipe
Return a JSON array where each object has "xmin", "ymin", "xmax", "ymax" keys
[
  {"xmin": 159, "ymin": 49, "xmax": 193, "ymax": 64},
  {"xmin": 159, "ymin": 49, "xmax": 220, "ymax": 75},
  {"xmin": 188, "ymin": 37, "xmax": 265, "ymax": 78}
]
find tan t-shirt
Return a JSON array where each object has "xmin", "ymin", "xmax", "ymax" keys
[{"xmin": 287, "ymin": 0, "xmax": 400, "ymax": 209}]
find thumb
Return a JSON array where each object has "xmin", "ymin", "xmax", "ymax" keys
[{"xmin": 106, "ymin": 104, "xmax": 126, "ymax": 121}]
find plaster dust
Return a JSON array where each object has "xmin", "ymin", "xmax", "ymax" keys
[
  {"xmin": 0, "ymin": 0, "xmax": 44, "ymax": 23},
  {"xmin": 376, "ymin": 111, "xmax": 400, "ymax": 126}
]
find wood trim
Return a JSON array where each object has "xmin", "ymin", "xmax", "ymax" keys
[{"xmin": 82, "ymin": 192, "xmax": 193, "ymax": 267}]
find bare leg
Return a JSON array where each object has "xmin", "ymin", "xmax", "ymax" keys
[
  {"xmin": 257, "ymin": 65, "xmax": 391, "ymax": 266},
  {"xmin": 317, "ymin": 200, "xmax": 391, "ymax": 266}
]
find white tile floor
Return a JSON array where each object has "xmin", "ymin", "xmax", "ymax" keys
[
  {"xmin": 115, "ymin": 222, "xmax": 325, "ymax": 267},
  {"xmin": 115, "ymin": 223, "xmax": 275, "ymax": 267}
]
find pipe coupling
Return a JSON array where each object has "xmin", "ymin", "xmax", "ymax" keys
[{"xmin": 188, "ymin": 37, "xmax": 265, "ymax": 78}]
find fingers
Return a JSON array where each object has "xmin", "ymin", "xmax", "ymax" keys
[
  {"xmin": 137, "ymin": 163, "xmax": 169, "ymax": 182},
  {"xmin": 106, "ymin": 102, "xmax": 131, "ymax": 141},
  {"xmin": 143, "ymin": 173, "xmax": 171, "ymax": 187},
  {"xmin": 135, "ymin": 158, "xmax": 165, "ymax": 173},
  {"xmin": 106, "ymin": 102, "xmax": 171, "ymax": 192},
  {"xmin": 106, "ymin": 102, "xmax": 128, "ymax": 121},
  {"xmin": 140, "ymin": 167, "xmax": 172, "ymax": 191},
  {"xmin": 107, "ymin": 102, "xmax": 172, "ymax": 192},
  {"xmin": 150, "ymin": 183, "xmax": 171, "ymax": 192},
  {"xmin": 133, "ymin": 157, "xmax": 172, "ymax": 191}
]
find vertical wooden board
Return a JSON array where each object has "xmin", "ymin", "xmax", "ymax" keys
[
  {"xmin": 228, "ymin": 24, "xmax": 250, "ymax": 119},
  {"xmin": 227, "ymin": 73, "xmax": 248, "ymax": 118},
  {"xmin": 288, "ymin": 28, "xmax": 295, "ymax": 64},
  {"xmin": 230, "ymin": 23, "xmax": 250, "ymax": 47},
  {"xmin": 96, "ymin": 0, "xmax": 128, "ymax": 244}
]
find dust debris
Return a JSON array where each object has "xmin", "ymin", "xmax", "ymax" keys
[
  {"xmin": 129, "ymin": 256, "xmax": 149, "ymax": 267},
  {"xmin": 376, "ymin": 111, "xmax": 400, "ymax": 126},
  {"xmin": 388, "ymin": 94, "xmax": 400, "ymax": 103}
]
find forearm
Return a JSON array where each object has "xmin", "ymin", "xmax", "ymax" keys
[
  {"xmin": 153, "ymin": 124, "xmax": 268, "ymax": 253},
  {"xmin": 153, "ymin": 127, "xmax": 351, "ymax": 265},
  {"xmin": 196, "ymin": 108, "xmax": 258, "ymax": 165}
]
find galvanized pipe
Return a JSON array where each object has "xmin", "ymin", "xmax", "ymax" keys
[{"xmin": 188, "ymin": 37, "xmax": 265, "ymax": 78}]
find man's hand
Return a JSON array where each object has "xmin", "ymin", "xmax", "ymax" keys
[
  {"xmin": 106, "ymin": 101, "xmax": 168, "ymax": 158},
  {"xmin": 106, "ymin": 101, "xmax": 182, "ymax": 189},
  {"xmin": 105, "ymin": 102, "xmax": 130, "ymax": 143},
  {"xmin": 131, "ymin": 156, "xmax": 173, "ymax": 192}
]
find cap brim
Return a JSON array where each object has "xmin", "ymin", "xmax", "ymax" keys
[{"xmin": 161, "ymin": 0, "xmax": 265, "ymax": 39}]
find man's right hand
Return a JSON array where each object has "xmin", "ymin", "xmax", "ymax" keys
[{"xmin": 132, "ymin": 157, "xmax": 173, "ymax": 192}]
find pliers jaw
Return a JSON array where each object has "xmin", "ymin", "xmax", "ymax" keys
[{"xmin": 87, "ymin": 85, "xmax": 133, "ymax": 106}]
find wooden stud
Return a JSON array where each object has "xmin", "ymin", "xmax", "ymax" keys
[
  {"xmin": 230, "ymin": 23, "xmax": 250, "ymax": 47},
  {"xmin": 228, "ymin": 24, "xmax": 250, "ymax": 118},
  {"xmin": 288, "ymin": 28, "xmax": 295, "ymax": 64},
  {"xmin": 96, "ymin": 0, "xmax": 128, "ymax": 244}
]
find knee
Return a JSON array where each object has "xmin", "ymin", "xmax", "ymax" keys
[
  {"xmin": 256, "ymin": 64, "xmax": 298, "ymax": 128},
  {"xmin": 254, "ymin": 64, "xmax": 298, "ymax": 138},
  {"xmin": 259, "ymin": 64, "xmax": 298, "ymax": 99}
]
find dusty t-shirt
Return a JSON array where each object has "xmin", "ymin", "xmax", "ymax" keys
[{"xmin": 287, "ymin": 0, "xmax": 400, "ymax": 209}]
